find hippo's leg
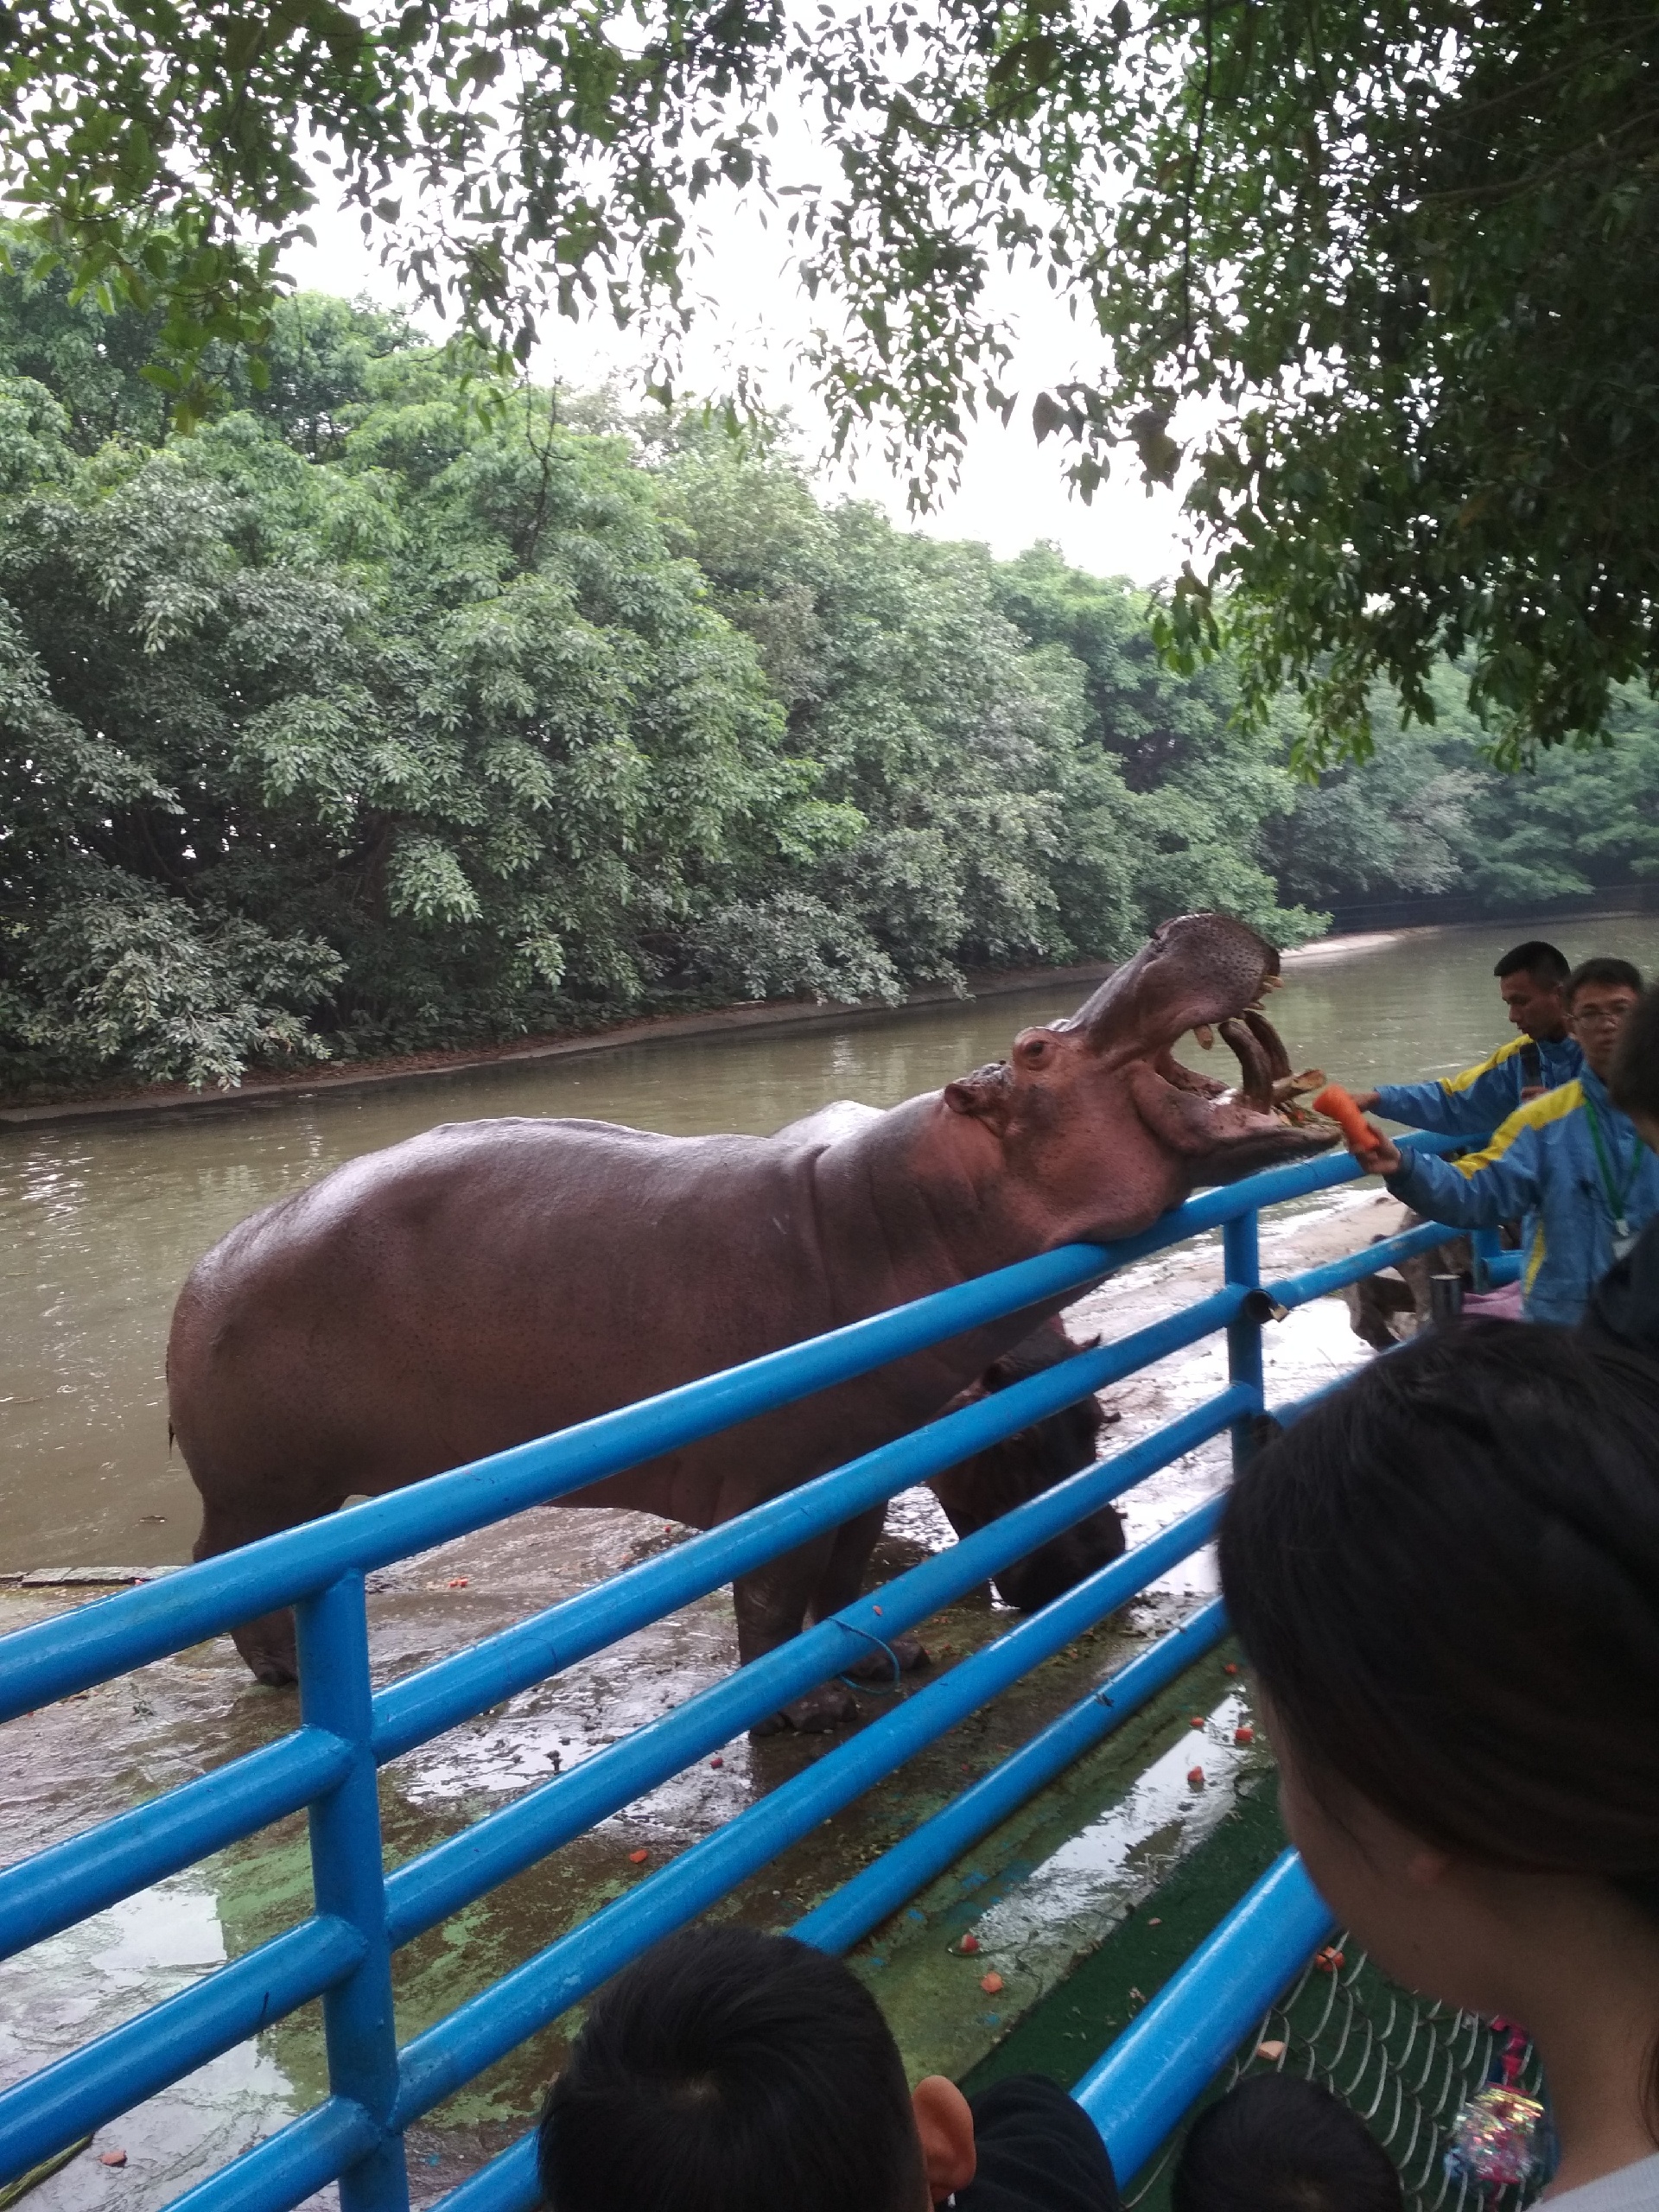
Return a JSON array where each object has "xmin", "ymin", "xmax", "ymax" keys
[
  {"xmin": 808, "ymin": 1504, "xmax": 930, "ymax": 1682},
  {"xmin": 192, "ymin": 1491, "xmax": 346, "ymax": 1688},
  {"xmin": 735, "ymin": 1529, "xmax": 861, "ymax": 1737}
]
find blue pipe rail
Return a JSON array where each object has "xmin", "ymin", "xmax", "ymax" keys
[
  {"xmin": 0, "ymin": 1132, "xmax": 1471, "ymax": 2212},
  {"xmin": 1076, "ymin": 1850, "xmax": 1338, "ymax": 2183}
]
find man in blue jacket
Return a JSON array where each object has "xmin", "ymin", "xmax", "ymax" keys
[
  {"xmin": 1353, "ymin": 940, "xmax": 1580, "ymax": 1135},
  {"xmin": 1347, "ymin": 958, "xmax": 1657, "ymax": 1325}
]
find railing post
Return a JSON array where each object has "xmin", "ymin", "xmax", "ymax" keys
[
  {"xmin": 296, "ymin": 1573, "xmax": 409, "ymax": 2212},
  {"xmin": 1224, "ymin": 1210, "xmax": 1264, "ymax": 1474}
]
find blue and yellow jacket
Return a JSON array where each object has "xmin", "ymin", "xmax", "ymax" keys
[
  {"xmin": 1385, "ymin": 1069, "xmax": 1659, "ymax": 1325},
  {"xmin": 1372, "ymin": 1033, "xmax": 1583, "ymax": 1137}
]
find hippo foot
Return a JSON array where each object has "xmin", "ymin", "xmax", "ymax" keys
[
  {"xmin": 249, "ymin": 1656, "xmax": 299, "ymax": 1689},
  {"xmin": 842, "ymin": 1634, "xmax": 929, "ymax": 1683},
  {"xmin": 749, "ymin": 1681, "xmax": 861, "ymax": 1738}
]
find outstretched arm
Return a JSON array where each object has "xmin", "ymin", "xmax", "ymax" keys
[
  {"xmin": 1382, "ymin": 1116, "xmax": 1543, "ymax": 1230},
  {"xmin": 1368, "ymin": 1045, "xmax": 1521, "ymax": 1137}
]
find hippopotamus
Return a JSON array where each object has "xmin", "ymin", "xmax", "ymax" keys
[
  {"xmin": 167, "ymin": 911, "xmax": 1333, "ymax": 1727},
  {"xmin": 1344, "ymin": 1211, "xmax": 1475, "ymax": 1349},
  {"xmin": 931, "ymin": 1320, "xmax": 1121, "ymax": 1611}
]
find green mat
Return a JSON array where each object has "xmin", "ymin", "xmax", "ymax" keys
[{"xmin": 963, "ymin": 1777, "xmax": 1545, "ymax": 2212}]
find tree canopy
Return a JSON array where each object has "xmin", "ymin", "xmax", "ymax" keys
[
  {"xmin": 4, "ymin": 266, "xmax": 1658, "ymax": 1099},
  {"xmin": 4, "ymin": 3, "xmax": 1653, "ymax": 764},
  {"xmin": 0, "ymin": 273, "xmax": 1328, "ymax": 1094}
]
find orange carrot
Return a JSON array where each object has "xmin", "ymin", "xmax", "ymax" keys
[{"xmin": 1312, "ymin": 1083, "xmax": 1374, "ymax": 1150}]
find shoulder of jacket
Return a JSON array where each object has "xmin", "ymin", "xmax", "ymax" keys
[
  {"xmin": 1470, "ymin": 1079, "xmax": 1584, "ymax": 1166},
  {"xmin": 1516, "ymin": 1079, "xmax": 1585, "ymax": 1131},
  {"xmin": 1446, "ymin": 1038, "xmax": 1524, "ymax": 1090}
]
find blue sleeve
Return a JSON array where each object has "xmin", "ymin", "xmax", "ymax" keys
[
  {"xmin": 1384, "ymin": 1122, "xmax": 1541, "ymax": 1228},
  {"xmin": 1373, "ymin": 1051, "xmax": 1516, "ymax": 1137}
]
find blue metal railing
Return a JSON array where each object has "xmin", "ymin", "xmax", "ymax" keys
[{"xmin": 0, "ymin": 1133, "xmax": 1470, "ymax": 2211}]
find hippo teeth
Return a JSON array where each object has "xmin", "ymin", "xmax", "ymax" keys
[
  {"xmin": 1192, "ymin": 1023, "xmax": 1216, "ymax": 1049},
  {"xmin": 1218, "ymin": 1016, "xmax": 1273, "ymax": 1114},
  {"xmin": 1242, "ymin": 1007, "xmax": 1292, "ymax": 1083}
]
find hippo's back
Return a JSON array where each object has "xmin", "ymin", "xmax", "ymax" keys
[{"xmin": 168, "ymin": 1115, "xmax": 816, "ymax": 1509}]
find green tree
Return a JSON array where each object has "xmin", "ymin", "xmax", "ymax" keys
[
  {"xmin": 991, "ymin": 545, "xmax": 1317, "ymax": 944},
  {"xmin": 0, "ymin": 232, "xmax": 422, "ymax": 454},
  {"xmin": 662, "ymin": 442, "xmax": 1080, "ymax": 994},
  {"xmin": 9, "ymin": 3, "xmax": 1653, "ymax": 766},
  {"xmin": 0, "ymin": 275, "xmax": 1325, "ymax": 1097},
  {"xmin": 1265, "ymin": 671, "xmax": 1659, "ymax": 917},
  {"xmin": 0, "ymin": 359, "xmax": 825, "ymax": 1087},
  {"xmin": 795, "ymin": 2, "xmax": 1659, "ymax": 761},
  {"xmin": 665, "ymin": 454, "xmax": 1323, "ymax": 979}
]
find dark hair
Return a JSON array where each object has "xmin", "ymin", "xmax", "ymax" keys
[
  {"xmin": 537, "ymin": 1928, "xmax": 924, "ymax": 2212},
  {"xmin": 1567, "ymin": 955, "xmax": 1643, "ymax": 1004},
  {"xmin": 1494, "ymin": 940, "xmax": 1569, "ymax": 986},
  {"xmin": 1173, "ymin": 2074, "xmax": 1402, "ymax": 2212},
  {"xmin": 1611, "ymin": 982, "xmax": 1659, "ymax": 1119},
  {"xmin": 1219, "ymin": 1328, "xmax": 1659, "ymax": 2119}
]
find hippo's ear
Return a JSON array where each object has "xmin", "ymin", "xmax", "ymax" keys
[{"xmin": 944, "ymin": 1060, "xmax": 1014, "ymax": 1128}]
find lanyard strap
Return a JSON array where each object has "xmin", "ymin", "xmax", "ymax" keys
[{"xmin": 1582, "ymin": 1092, "xmax": 1641, "ymax": 1226}]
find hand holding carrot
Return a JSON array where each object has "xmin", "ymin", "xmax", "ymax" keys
[{"xmin": 1312, "ymin": 1084, "xmax": 1401, "ymax": 1174}]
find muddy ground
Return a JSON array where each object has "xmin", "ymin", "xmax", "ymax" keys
[{"xmin": 0, "ymin": 1185, "xmax": 1405, "ymax": 2212}]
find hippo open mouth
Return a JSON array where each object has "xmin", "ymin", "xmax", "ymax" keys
[
  {"xmin": 1061, "ymin": 914, "xmax": 1338, "ymax": 1183},
  {"xmin": 1135, "ymin": 984, "xmax": 1337, "ymax": 1179}
]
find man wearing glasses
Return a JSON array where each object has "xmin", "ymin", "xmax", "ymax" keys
[{"xmin": 1346, "ymin": 959, "xmax": 1658, "ymax": 1325}]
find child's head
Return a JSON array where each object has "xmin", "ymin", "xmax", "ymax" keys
[
  {"xmin": 1218, "ymin": 1325, "xmax": 1659, "ymax": 2116},
  {"xmin": 537, "ymin": 1927, "xmax": 975, "ymax": 2212},
  {"xmin": 1172, "ymin": 2072, "xmax": 1402, "ymax": 2212}
]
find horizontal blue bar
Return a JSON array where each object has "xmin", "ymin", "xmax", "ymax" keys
[
  {"xmin": 371, "ymin": 1287, "xmax": 1243, "ymax": 1764},
  {"xmin": 0, "ymin": 1242, "xmax": 1121, "ymax": 1722},
  {"xmin": 424, "ymin": 1675, "xmax": 1323, "ymax": 2212},
  {"xmin": 410, "ymin": 1611, "xmax": 1233, "ymax": 2212},
  {"xmin": 0, "ymin": 1915, "xmax": 366, "ymax": 2182},
  {"xmin": 391, "ymin": 1434, "xmax": 1238, "ymax": 2126},
  {"xmin": 431, "ymin": 2135, "xmax": 541, "ymax": 2212},
  {"xmin": 156, "ymin": 2099, "xmax": 381, "ymax": 2212},
  {"xmin": 0, "ymin": 1300, "xmax": 1177, "ymax": 1983},
  {"xmin": 382, "ymin": 1378, "xmax": 1252, "ymax": 1951},
  {"xmin": 791, "ymin": 1597, "xmax": 1231, "ymax": 1954},
  {"xmin": 0, "ymin": 1133, "xmax": 1466, "ymax": 1725},
  {"xmin": 0, "ymin": 1727, "xmax": 353, "ymax": 1966},
  {"xmin": 1073, "ymin": 1850, "xmax": 1336, "ymax": 2182},
  {"xmin": 1256, "ymin": 1217, "xmax": 1460, "ymax": 1315}
]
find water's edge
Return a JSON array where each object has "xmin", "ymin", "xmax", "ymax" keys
[{"xmin": 0, "ymin": 962, "xmax": 1119, "ymax": 1128}]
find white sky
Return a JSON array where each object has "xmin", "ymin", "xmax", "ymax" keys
[{"xmin": 284, "ymin": 185, "xmax": 1192, "ymax": 583}]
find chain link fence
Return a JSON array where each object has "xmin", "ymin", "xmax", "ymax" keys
[{"xmin": 1128, "ymin": 1937, "xmax": 1547, "ymax": 2212}]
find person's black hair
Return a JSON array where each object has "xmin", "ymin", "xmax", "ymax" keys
[
  {"xmin": 1172, "ymin": 2073, "xmax": 1402, "ymax": 2212},
  {"xmin": 537, "ymin": 1927, "xmax": 925, "ymax": 2212},
  {"xmin": 1567, "ymin": 954, "xmax": 1643, "ymax": 1004},
  {"xmin": 1611, "ymin": 982, "xmax": 1659, "ymax": 1120},
  {"xmin": 1219, "ymin": 1325, "xmax": 1659, "ymax": 2123},
  {"xmin": 1494, "ymin": 940, "xmax": 1570, "ymax": 987}
]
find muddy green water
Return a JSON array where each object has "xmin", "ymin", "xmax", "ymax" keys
[{"xmin": 5, "ymin": 912, "xmax": 1656, "ymax": 1570}]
